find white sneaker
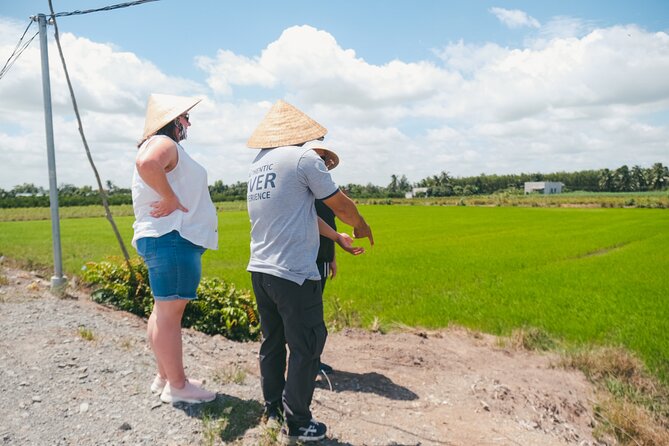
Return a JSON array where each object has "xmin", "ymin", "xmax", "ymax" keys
[
  {"xmin": 160, "ymin": 379, "xmax": 216, "ymax": 404},
  {"xmin": 150, "ymin": 375, "xmax": 203, "ymax": 394},
  {"xmin": 150, "ymin": 375, "xmax": 167, "ymax": 394}
]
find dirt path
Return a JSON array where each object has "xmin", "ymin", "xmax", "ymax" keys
[{"xmin": 0, "ymin": 266, "xmax": 607, "ymax": 445}]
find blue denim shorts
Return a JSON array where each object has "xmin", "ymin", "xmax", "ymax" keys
[{"xmin": 136, "ymin": 230, "xmax": 206, "ymax": 301}]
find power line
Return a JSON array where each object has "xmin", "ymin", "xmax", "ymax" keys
[
  {"xmin": 47, "ymin": 0, "xmax": 134, "ymax": 264},
  {"xmin": 49, "ymin": 0, "xmax": 160, "ymax": 18},
  {"xmin": 0, "ymin": 0, "xmax": 160, "ymax": 81},
  {"xmin": 0, "ymin": 21, "xmax": 39, "ymax": 81}
]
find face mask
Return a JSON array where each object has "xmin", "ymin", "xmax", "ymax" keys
[{"xmin": 174, "ymin": 118, "xmax": 187, "ymax": 141}]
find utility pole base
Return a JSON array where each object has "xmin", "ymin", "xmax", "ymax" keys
[{"xmin": 50, "ymin": 276, "xmax": 68, "ymax": 296}]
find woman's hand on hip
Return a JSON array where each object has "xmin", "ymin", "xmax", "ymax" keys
[{"xmin": 149, "ymin": 194, "xmax": 188, "ymax": 218}]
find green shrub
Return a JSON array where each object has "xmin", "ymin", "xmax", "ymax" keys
[
  {"xmin": 82, "ymin": 257, "xmax": 153, "ymax": 317},
  {"xmin": 81, "ymin": 258, "xmax": 260, "ymax": 341},
  {"xmin": 184, "ymin": 277, "xmax": 260, "ymax": 341}
]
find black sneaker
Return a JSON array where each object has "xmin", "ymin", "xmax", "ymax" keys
[
  {"xmin": 319, "ymin": 361, "xmax": 334, "ymax": 374},
  {"xmin": 261, "ymin": 404, "xmax": 283, "ymax": 429},
  {"xmin": 280, "ymin": 419, "xmax": 327, "ymax": 444}
]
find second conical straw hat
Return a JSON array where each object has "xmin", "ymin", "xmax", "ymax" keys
[{"xmin": 247, "ymin": 100, "xmax": 327, "ymax": 149}]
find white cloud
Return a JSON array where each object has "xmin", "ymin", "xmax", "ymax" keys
[
  {"xmin": 490, "ymin": 7, "xmax": 541, "ymax": 29},
  {"xmin": 199, "ymin": 25, "xmax": 457, "ymax": 106},
  {"xmin": 537, "ymin": 16, "xmax": 596, "ymax": 42},
  {"xmin": 196, "ymin": 50, "xmax": 276, "ymax": 95},
  {"xmin": 0, "ymin": 17, "xmax": 668, "ymax": 190}
]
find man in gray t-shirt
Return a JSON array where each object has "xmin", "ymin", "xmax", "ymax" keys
[
  {"xmin": 245, "ymin": 100, "xmax": 373, "ymax": 444},
  {"xmin": 247, "ymin": 145, "xmax": 338, "ymax": 284}
]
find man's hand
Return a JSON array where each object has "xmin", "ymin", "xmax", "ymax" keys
[
  {"xmin": 353, "ymin": 222, "xmax": 374, "ymax": 246},
  {"xmin": 323, "ymin": 190, "xmax": 374, "ymax": 246},
  {"xmin": 336, "ymin": 232, "xmax": 365, "ymax": 255},
  {"xmin": 329, "ymin": 259, "xmax": 337, "ymax": 279}
]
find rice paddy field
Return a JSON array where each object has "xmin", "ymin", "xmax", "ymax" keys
[{"xmin": 1, "ymin": 204, "xmax": 668, "ymax": 381}]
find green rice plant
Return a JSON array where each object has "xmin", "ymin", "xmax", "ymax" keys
[
  {"xmin": 324, "ymin": 206, "xmax": 669, "ymax": 382},
  {"xmin": 328, "ymin": 294, "xmax": 361, "ymax": 331},
  {"xmin": 0, "ymin": 201, "xmax": 250, "ymax": 222},
  {"xmin": 370, "ymin": 316, "xmax": 386, "ymax": 333},
  {"xmin": 0, "ymin": 204, "xmax": 135, "ymax": 222}
]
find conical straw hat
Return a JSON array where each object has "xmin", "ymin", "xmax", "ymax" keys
[
  {"xmin": 303, "ymin": 140, "xmax": 339, "ymax": 170},
  {"xmin": 142, "ymin": 94, "xmax": 202, "ymax": 139},
  {"xmin": 247, "ymin": 100, "xmax": 327, "ymax": 149}
]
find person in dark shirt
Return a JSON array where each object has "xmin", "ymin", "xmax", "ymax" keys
[{"xmin": 313, "ymin": 146, "xmax": 355, "ymax": 374}]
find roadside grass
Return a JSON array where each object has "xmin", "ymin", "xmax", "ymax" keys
[
  {"xmin": 509, "ymin": 326, "xmax": 557, "ymax": 351},
  {"xmin": 118, "ymin": 338, "xmax": 134, "ymax": 350},
  {"xmin": 559, "ymin": 346, "xmax": 669, "ymax": 445},
  {"xmin": 506, "ymin": 328, "xmax": 669, "ymax": 445},
  {"xmin": 77, "ymin": 326, "xmax": 95, "ymax": 341},
  {"xmin": 212, "ymin": 365, "xmax": 248, "ymax": 386},
  {"xmin": 0, "ymin": 267, "xmax": 8, "ymax": 287}
]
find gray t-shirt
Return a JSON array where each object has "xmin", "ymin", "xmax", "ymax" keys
[{"xmin": 246, "ymin": 145, "xmax": 339, "ymax": 285}]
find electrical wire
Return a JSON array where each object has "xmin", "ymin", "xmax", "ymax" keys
[
  {"xmin": 0, "ymin": 21, "xmax": 39, "ymax": 81},
  {"xmin": 0, "ymin": 0, "xmax": 160, "ymax": 81},
  {"xmin": 1, "ymin": 0, "xmax": 157, "ymax": 263},
  {"xmin": 51, "ymin": 0, "xmax": 160, "ymax": 18},
  {"xmin": 47, "ymin": 0, "xmax": 135, "ymax": 263}
]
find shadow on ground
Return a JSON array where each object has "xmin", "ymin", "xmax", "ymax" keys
[
  {"xmin": 316, "ymin": 369, "xmax": 418, "ymax": 400},
  {"xmin": 174, "ymin": 394, "xmax": 263, "ymax": 442},
  {"xmin": 173, "ymin": 394, "xmax": 361, "ymax": 445}
]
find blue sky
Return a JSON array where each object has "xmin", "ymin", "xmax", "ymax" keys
[{"xmin": 1, "ymin": 0, "xmax": 668, "ymax": 189}]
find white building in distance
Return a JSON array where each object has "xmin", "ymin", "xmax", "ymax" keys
[
  {"xmin": 524, "ymin": 181, "xmax": 564, "ymax": 195},
  {"xmin": 405, "ymin": 187, "xmax": 429, "ymax": 198}
]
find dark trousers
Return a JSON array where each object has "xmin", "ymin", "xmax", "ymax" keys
[{"xmin": 251, "ymin": 272, "xmax": 328, "ymax": 427}]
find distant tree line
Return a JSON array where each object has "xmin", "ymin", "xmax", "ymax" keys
[
  {"xmin": 413, "ymin": 162, "xmax": 668, "ymax": 197},
  {"xmin": 1, "ymin": 163, "xmax": 666, "ymax": 208}
]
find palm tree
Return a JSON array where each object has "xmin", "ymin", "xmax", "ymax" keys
[
  {"xmin": 598, "ymin": 169, "xmax": 614, "ymax": 192},
  {"xmin": 630, "ymin": 165, "xmax": 647, "ymax": 191},
  {"xmin": 398, "ymin": 175, "xmax": 411, "ymax": 192},
  {"xmin": 388, "ymin": 174, "xmax": 399, "ymax": 193},
  {"xmin": 648, "ymin": 163, "xmax": 668, "ymax": 190},
  {"xmin": 615, "ymin": 165, "xmax": 631, "ymax": 192}
]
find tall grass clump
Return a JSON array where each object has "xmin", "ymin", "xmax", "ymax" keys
[
  {"xmin": 509, "ymin": 326, "xmax": 557, "ymax": 351},
  {"xmin": 560, "ymin": 346, "xmax": 669, "ymax": 445}
]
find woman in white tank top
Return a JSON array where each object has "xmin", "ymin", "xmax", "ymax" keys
[{"xmin": 132, "ymin": 94, "xmax": 218, "ymax": 404}]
